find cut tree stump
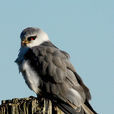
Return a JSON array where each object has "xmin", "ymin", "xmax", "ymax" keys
[{"xmin": 0, "ymin": 96, "xmax": 64, "ymax": 114}]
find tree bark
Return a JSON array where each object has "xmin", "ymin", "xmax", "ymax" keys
[{"xmin": 0, "ymin": 96, "xmax": 64, "ymax": 114}]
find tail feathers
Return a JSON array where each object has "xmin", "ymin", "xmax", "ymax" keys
[
  {"xmin": 50, "ymin": 95, "xmax": 97, "ymax": 114},
  {"xmin": 84, "ymin": 100, "xmax": 97, "ymax": 114},
  {"xmin": 54, "ymin": 100, "xmax": 97, "ymax": 114},
  {"xmin": 82, "ymin": 104, "xmax": 94, "ymax": 114},
  {"xmin": 54, "ymin": 101, "xmax": 85, "ymax": 114},
  {"xmin": 56, "ymin": 102, "xmax": 77, "ymax": 114},
  {"xmin": 57, "ymin": 103, "xmax": 97, "ymax": 114}
]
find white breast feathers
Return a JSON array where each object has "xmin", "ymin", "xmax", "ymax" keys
[{"xmin": 21, "ymin": 60, "xmax": 40, "ymax": 94}]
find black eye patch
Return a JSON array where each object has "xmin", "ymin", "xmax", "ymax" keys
[{"xmin": 27, "ymin": 36, "xmax": 37, "ymax": 41}]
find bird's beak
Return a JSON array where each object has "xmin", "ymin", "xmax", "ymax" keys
[{"xmin": 21, "ymin": 40, "xmax": 30, "ymax": 46}]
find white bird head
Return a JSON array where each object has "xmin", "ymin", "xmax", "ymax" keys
[{"xmin": 20, "ymin": 27, "xmax": 49, "ymax": 48}]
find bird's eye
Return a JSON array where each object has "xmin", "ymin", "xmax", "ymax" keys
[{"xmin": 27, "ymin": 36, "xmax": 37, "ymax": 41}]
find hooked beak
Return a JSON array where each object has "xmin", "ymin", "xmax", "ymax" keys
[{"xmin": 21, "ymin": 40, "xmax": 30, "ymax": 46}]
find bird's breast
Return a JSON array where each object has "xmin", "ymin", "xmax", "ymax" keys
[{"xmin": 21, "ymin": 60, "xmax": 40, "ymax": 94}]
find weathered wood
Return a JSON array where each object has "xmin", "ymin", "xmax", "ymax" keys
[{"xmin": 0, "ymin": 96, "xmax": 64, "ymax": 114}]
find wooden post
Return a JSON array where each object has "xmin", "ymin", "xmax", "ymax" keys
[{"xmin": 0, "ymin": 96, "xmax": 64, "ymax": 114}]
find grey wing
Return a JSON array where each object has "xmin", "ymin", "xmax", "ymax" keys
[
  {"xmin": 43, "ymin": 49, "xmax": 94, "ymax": 114},
  {"xmin": 31, "ymin": 46, "xmax": 87, "ymax": 107},
  {"xmin": 61, "ymin": 50, "xmax": 91, "ymax": 101},
  {"xmin": 52, "ymin": 50, "xmax": 87, "ymax": 106},
  {"xmin": 16, "ymin": 42, "xmax": 95, "ymax": 113}
]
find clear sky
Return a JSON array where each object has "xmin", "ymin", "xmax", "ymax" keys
[{"xmin": 0, "ymin": 0, "xmax": 113, "ymax": 114}]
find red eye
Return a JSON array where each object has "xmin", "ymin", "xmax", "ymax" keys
[
  {"xmin": 28, "ymin": 36, "xmax": 37, "ymax": 41},
  {"xmin": 31, "ymin": 38, "xmax": 34, "ymax": 40}
]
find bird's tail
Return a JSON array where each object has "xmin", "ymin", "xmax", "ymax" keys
[
  {"xmin": 83, "ymin": 100, "xmax": 97, "ymax": 114},
  {"xmin": 53, "ymin": 99, "xmax": 97, "ymax": 114},
  {"xmin": 55, "ymin": 101, "xmax": 85, "ymax": 114},
  {"xmin": 81, "ymin": 103, "xmax": 95, "ymax": 114},
  {"xmin": 45, "ymin": 94, "xmax": 97, "ymax": 114}
]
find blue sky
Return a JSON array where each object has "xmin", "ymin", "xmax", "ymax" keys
[{"xmin": 0, "ymin": 0, "xmax": 114, "ymax": 113}]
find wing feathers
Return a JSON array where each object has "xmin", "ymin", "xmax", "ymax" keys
[{"xmin": 21, "ymin": 41, "xmax": 96, "ymax": 114}]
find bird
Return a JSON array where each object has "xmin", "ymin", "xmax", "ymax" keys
[{"xmin": 15, "ymin": 27, "xmax": 97, "ymax": 114}]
